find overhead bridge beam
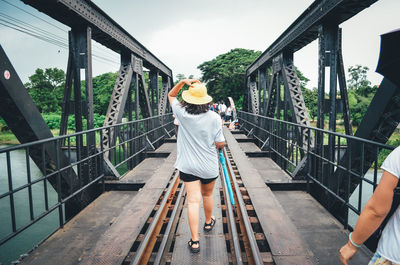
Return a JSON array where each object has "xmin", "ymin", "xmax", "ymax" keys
[
  {"xmin": 21, "ymin": 0, "xmax": 172, "ymax": 78},
  {"xmin": 247, "ymin": 0, "xmax": 378, "ymax": 76}
]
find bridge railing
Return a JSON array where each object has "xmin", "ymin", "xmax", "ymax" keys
[
  {"xmin": 0, "ymin": 113, "xmax": 173, "ymax": 250},
  {"xmin": 237, "ymin": 111, "xmax": 397, "ymax": 234}
]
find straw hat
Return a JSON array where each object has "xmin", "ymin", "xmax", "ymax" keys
[{"xmin": 182, "ymin": 83, "xmax": 213, "ymax": 105}]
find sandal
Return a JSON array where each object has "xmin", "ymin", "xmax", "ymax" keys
[
  {"xmin": 188, "ymin": 238, "xmax": 200, "ymax": 253},
  {"xmin": 203, "ymin": 217, "xmax": 216, "ymax": 232}
]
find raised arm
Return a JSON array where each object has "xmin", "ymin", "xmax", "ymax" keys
[
  {"xmin": 339, "ymin": 171, "xmax": 399, "ymax": 265},
  {"xmin": 168, "ymin": 79, "xmax": 200, "ymax": 106}
]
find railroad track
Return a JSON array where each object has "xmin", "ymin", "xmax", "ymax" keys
[{"xmin": 122, "ymin": 146, "xmax": 273, "ymax": 265}]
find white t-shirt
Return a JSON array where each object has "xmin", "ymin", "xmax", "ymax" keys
[
  {"xmin": 219, "ymin": 104, "xmax": 227, "ymax": 113},
  {"xmin": 377, "ymin": 145, "xmax": 400, "ymax": 263},
  {"xmin": 226, "ymin": 107, "xmax": 232, "ymax": 116},
  {"xmin": 171, "ymin": 99, "xmax": 225, "ymax": 179}
]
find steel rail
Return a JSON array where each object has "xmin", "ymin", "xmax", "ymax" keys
[
  {"xmin": 153, "ymin": 182, "xmax": 185, "ymax": 265},
  {"xmin": 130, "ymin": 171, "xmax": 180, "ymax": 265},
  {"xmin": 223, "ymin": 147, "xmax": 264, "ymax": 265},
  {"xmin": 220, "ymin": 160, "xmax": 243, "ymax": 265}
]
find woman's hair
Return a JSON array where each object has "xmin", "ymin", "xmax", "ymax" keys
[{"xmin": 181, "ymin": 101, "xmax": 211, "ymax": 115}]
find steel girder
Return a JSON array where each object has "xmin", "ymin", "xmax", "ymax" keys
[
  {"xmin": 59, "ymin": 28, "xmax": 95, "ymax": 135},
  {"xmin": 265, "ymin": 72, "xmax": 278, "ymax": 118},
  {"xmin": 149, "ymin": 70, "xmax": 159, "ymax": 116},
  {"xmin": 0, "ymin": 45, "xmax": 93, "ymax": 219},
  {"xmin": 158, "ymin": 76, "xmax": 171, "ymax": 116},
  {"xmin": 58, "ymin": 28, "xmax": 96, "ymax": 184},
  {"xmin": 258, "ymin": 69, "xmax": 268, "ymax": 116},
  {"xmin": 133, "ymin": 57, "xmax": 153, "ymax": 118},
  {"xmin": 248, "ymin": 77, "xmax": 259, "ymax": 115},
  {"xmin": 327, "ymin": 78, "xmax": 400, "ymax": 224},
  {"xmin": 102, "ymin": 56, "xmax": 133, "ymax": 159},
  {"xmin": 22, "ymin": 0, "xmax": 172, "ymax": 78},
  {"xmin": 281, "ymin": 58, "xmax": 314, "ymax": 150},
  {"xmin": 316, "ymin": 25, "xmax": 351, "ymax": 135},
  {"xmin": 249, "ymin": 53, "xmax": 312, "ymax": 176},
  {"xmin": 247, "ymin": 0, "xmax": 378, "ymax": 76},
  {"xmin": 337, "ymin": 29, "xmax": 352, "ymax": 136}
]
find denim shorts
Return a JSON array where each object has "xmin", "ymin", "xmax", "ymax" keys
[
  {"xmin": 179, "ymin": 171, "xmax": 218, "ymax": 184},
  {"xmin": 368, "ymin": 252, "xmax": 399, "ymax": 265}
]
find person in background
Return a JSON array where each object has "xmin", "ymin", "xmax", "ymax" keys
[
  {"xmin": 168, "ymin": 79, "xmax": 225, "ymax": 253},
  {"xmin": 339, "ymin": 146, "xmax": 400, "ymax": 265},
  {"xmin": 219, "ymin": 101, "xmax": 227, "ymax": 122},
  {"xmin": 226, "ymin": 105, "xmax": 233, "ymax": 122},
  {"xmin": 210, "ymin": 104, "xmax": 215, "ymax": 112}
]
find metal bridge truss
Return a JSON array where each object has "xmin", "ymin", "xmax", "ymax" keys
[
  {"xmin": 0, "ymin": 45, "xmax": 93, "ymax": 219},
  {"xmin": 249, "ymin": 53, "xmax": 313, "ymax": 178},
  {"xmin": 0, "ymin": 1, "xmax": 173, "ymax": 214},
  {"xmin": 244, "ymin": 0, "xmax": 400, "ymax": 232},
  {"xmin": 327, "ymin": 78, "xmax": 400, "ymax": 226}
]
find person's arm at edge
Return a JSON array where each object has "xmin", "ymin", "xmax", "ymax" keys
[
  {"xmin": 339, "ymin": 171, "xmax": 399, "ymax": 265},
  {"xmin": 168, "ymin": 79, "xmax": 200, "ymax": 106}
]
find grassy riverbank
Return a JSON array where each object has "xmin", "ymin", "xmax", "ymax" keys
[{"xmin": 0, "ymin": 130, "xmax": 75, "ymax": 145}]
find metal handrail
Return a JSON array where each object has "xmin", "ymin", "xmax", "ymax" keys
[
  {"xmin": 237, "ymin": 110, "xmax": 397, "ymax": 235},
  {"xmin": 0, "ymin": 114, "xmax": 173, "ymax": 153},
  {"xmin": 238, "ymin": 111, "xmax": 393, "ymax": 149},
  {"xmin": 0, "ymin": 113, "xmax": 174, "ymax": 251}
]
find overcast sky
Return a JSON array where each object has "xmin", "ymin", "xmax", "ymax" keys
[{"xmin": 0, "ymin": 0, "xmax": 399, "ymax": 89}]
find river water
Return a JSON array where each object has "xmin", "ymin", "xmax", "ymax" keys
[
  {"xmin": 0, "ymin": 146, "xmax": 382, "ymax": 264},
  {"xmin": 0, "ymin": 146, "xmax": 62, "ymax": 265},
  {"xmin": 348, "ymin": 170, "xmax": 383, "ymax": 227}
]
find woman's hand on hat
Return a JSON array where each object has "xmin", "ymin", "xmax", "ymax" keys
[{"xmin": 181, "ymin": 79, "xmax": 201, "ymax": 86}]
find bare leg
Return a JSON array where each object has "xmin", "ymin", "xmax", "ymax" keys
[
  {"xmin": 201, "ymin": 179, "xmax": 217, "ymax": 225},
  {"xmin": 185, "ymin": 180, "xmax": 202, "ymax": 249}
]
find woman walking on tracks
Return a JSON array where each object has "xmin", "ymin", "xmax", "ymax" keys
[{"xmin": 168, "ymin": 79, "xmax": 225, "ymax": 253}]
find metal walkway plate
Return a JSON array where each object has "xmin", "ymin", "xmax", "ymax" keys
[{"xmin": 171, "ymin": 178, "xmax": 228, "ymax": 265}]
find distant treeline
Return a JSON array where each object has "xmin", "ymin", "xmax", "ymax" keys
[{"xmin": 0, "ymin": 49, "xmax": 381, "ymax": 133}]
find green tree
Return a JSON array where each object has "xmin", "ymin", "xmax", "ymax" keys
[
  {"xmin": 296, "ymin": 68, "xmax": 310, "ymax": 90},
  {"xmin": 301, "ymin": 87, "xmax": 318, "ymax": 121},
  {"xmin": 347, "ymin": 65, "xmax": 370, "ymax": 90},
  {"xmin": 175, "ymin": 73, "xmax": 186, "ymax": 82},
  {"xmin": 347, "ymin": 65, "xmax": 377, "ymax": 126},
  {"xmin": 174, "ymin": 73, "xmax": 194, "ymax": 85},
  {"xmin": 25, "ymin": 68, "xmax": 65, "ymax": 113},
  {"xmin": 198, "ymin": 48, "xmax": 262, "ymax": 105},
  {"xmin": 92, "ymin": 72, "xmax": 118, "ymax": 115}
]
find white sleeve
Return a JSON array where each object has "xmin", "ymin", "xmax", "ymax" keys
[
  {"xmin": 171, "ymin": 99, "xmax": 184, "ymax": 120},
  {"xmin": 381, "ymin": 146, "xmax": 400, "ymax": 179},
  {"xmin": 215, "ymin": 116, "xmax": 225, "ymax": 142}
]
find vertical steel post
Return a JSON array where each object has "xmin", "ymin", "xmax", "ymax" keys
[
  {"xmin": 337, "ymin": 28, "xmax": 353, "ymax": 136},
  {"xmin": 316, "ymin": 26, "xmax": 326, "ymax": 181},
  {"xmin": 150, "ymin": 70, "xmax": 159, "ymax": 116},
  {"xmin": 326, "ymin": 24, "xmax": 339, "ymax": 181},
  {"xmin": 317, "ymin": 26, "xmax": 326, "ymax": 132},
  {"xmin": 59, "ymin": 44, "xmax": 73, "ymax": 140},
  {"xmin": 258, "ymin": 68, "xmax": 267, "ymax": 116},
  {"xmin": 71, "ymin": 26, "xmax": 95, "ymax": 182}
]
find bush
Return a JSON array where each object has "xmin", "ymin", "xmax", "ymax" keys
[
  {"xmin": 41, "ymin": 113, "xmax": 105, "ymax": 130},
  {"xmin": 42, "ymin": 113, "xmax": 61, "ymax": 130},
  {"xmin": 0, "ymin": 117, "xmax": 9, "ymax": 132}
]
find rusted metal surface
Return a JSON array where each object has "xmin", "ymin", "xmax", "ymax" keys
[
  {"xmin": 224, "ymin": 127, "xmax": 314, "ymax": 264},
  {"xmin": 130, "ymin": 172, "xmax": 180, "ymax": 264}
]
